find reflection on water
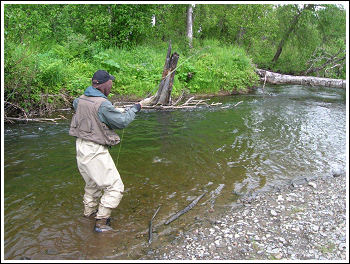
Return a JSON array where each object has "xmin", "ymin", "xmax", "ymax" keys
[{"xmin": 3, "ymin": 85, "xmax": 346, "ymax": 260}]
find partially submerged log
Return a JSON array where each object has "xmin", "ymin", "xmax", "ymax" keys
[
  {"xmin": 256, "ymin": 68, "xmax": 346, "ymax": 89},
  {"xmin": 148, "ymin": 206, "xmax": 161, "ymax": 245},
  {"xmin": 164, "ymin": 192, "xmax": 206, "ymax": 225},
  {"xmin": 201, "ymin": 184, "xmax": 225, "ymax": 210}
]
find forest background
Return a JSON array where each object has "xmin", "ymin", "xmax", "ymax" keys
[{"xmin": 2, "ymin": 3, "xmax": 347, "ymax": 116}]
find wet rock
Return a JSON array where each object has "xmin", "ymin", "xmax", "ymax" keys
[
  {"xmin": 45, "ymin": 249, "xmax": 58, "ymax": 255},
  {"xmin": 308, "ymin": 182, "xmax": 317, "ymax": 188},
  {"xmin": 275, "ymin": 252, "xmax": 283, "ymax": 259},
  {"xmin": 277, "ymin": 195, "xmax": 284, "ymax": 202},
  {"xmin": 332, "ymin": 169, "xmax": 344, "ymax": 177},
  {"xmin": 310, "ymin": 224, "xmax": 319, "ymax": 232},
  {"xmin": 338, "ymin": 243, "xmax": 346, "ymax": 250},
  {"xmin": 270, "ymin": 209, "xmax": 278, "ymax": 216}
]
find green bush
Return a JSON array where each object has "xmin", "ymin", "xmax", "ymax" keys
[
  {"xmin": 4, "ymin": 42, "xmax": 41, "ymax": 111},
  {"xmin": 175, "ymin": 39, "xmax": 259, "ymax": 93},
  {"xmin": 92, "ymin": 45, "xmax": 166, "ymax": 97}
]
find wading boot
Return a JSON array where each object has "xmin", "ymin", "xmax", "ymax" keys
[
  {"xmin": 84, "ymin": 208, "xmax": 98, "ymax": 219},
  {"xmin": 94, "ymin": 217, "xmax": 113, "ymax": 233}
]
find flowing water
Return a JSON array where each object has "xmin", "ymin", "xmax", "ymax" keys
[{"xmin": 3, "ymin": 85, "xmax": 347, "ymax": 260}]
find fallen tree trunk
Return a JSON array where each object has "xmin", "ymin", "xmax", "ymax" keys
[{"xmin": 256, "ymin": 68, "xmax": 346, "ymax": 89}]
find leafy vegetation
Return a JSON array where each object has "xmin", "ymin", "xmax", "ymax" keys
[{"xmin": 3, "ymin": 3, "xmax": 346, "ymax": 116}]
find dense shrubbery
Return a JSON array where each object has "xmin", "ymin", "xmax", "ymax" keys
[
  {"xmin": 3, "ymin": 4, "xmax": 346, "ymax": 116},
  {"xmin": 176, "ymin": 40, "xmax": 259, "ymax": 94},
  {"xmin": 4, "ymin": 38, "xmax": 259, "ymax": 114}
]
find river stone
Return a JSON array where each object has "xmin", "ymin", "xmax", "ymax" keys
[
  {"xmin": 45, "ymin": 249, "xmax": 58, "ymax": 255},
  {"xmin": 308, "ymin": 182, "xmax": 317, "ymax": 188},
  {"xmin": 332, "ymin": 166, "xmax": 344, "ymax": 177},
  {"xmin": 338, "ymin": 243, "xmax": 346, "ymax": 250},
  {"xmin": 270, "ymin": 209, "xmax": 278, "ymax": 216},
  {"xmin": 279, "ymin": 237, "xmax": 286, "ymax": 244},
  {"xmin": 275, "ymin": 252, "xmax": 283, "ymax": 259},
  {"xmin": 254, "ymin": 235, "xmax": 261, "ymax": 241}
]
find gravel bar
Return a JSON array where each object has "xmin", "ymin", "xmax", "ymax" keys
[{"xmin": 143, "ymin": 173, "xmax": 348, "ymax": 261}]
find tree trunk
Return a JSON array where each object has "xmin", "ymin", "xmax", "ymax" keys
[
  {"xmin": 256, "ymin": 69, "xmax": 346, "ymax": 89},
  {"xmin": 142, "ymin": 41, "xmax": 179, "ymax": 106},
  {"xmin": 272, "ymin": 5, "xmax": 314, "ymax": 64},
  {"xmin": 186, "ymin": 5, "xmax": 193, "ymax": 49},
  {"xmin": 236, "ymin": 27, "xmax": 245, "ymax": 47}
]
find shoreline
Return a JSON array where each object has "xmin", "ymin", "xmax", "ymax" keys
[
  {"xmin": 4, "ymin": 89, "xmax": 256, "ymax": 123},
  {"xmin": 141, "ymin": 173, "xmax": 348, "ymax": 261}
]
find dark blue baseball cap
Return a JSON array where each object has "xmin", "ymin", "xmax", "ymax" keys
[{"xmin": 92, "ymin": 70, "xmax": 115, "ymax": 84}]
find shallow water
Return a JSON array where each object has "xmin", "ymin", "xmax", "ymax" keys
[{"xmin": 3, "ymin": 85, "xmax": 347, "ymax": 260}]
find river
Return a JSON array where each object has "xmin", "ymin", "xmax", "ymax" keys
[{"xmin": 3, "ymin": 84, "xmax": 347, "ymax": 260}]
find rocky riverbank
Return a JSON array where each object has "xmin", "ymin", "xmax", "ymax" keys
[{"xmin": 142, "ymin": 172, "xmax": 348, "ymax": 261}]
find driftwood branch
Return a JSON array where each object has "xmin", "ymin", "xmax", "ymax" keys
[
  {"xmin": 116, "ymin": 97, "xmax": 222, "ymax": 111},
  {"xmin": 148, "ymin": 206, "xmax": 161, "ymax": 245},
  {"xmin": 164, "ymin": 192, "xmax": 206, "ymax": 225},
  {"xmin": 220, "ymin": 100, "xmax": 243, "ymax": 109},
  {"xmin": 172, "ymin": 90, "xmax": 186, "ymax": 106},
  {"xmin": 5, "ymin": 116, "xmax": 67, "ymax": 123},
  {"xmin": 233, "ymin": 101, "xmax": 243, "ymax": 107},
  {"xmin": 201, "ymin": 184, "xmax": 225, "ymax": 210},
  {"xmin": 262, "ymin": 72, "xmax": 267, "ymax": 92},
  {"xmin": 183, "ymin": 96, "xmax": 195, "ymax": 106}
]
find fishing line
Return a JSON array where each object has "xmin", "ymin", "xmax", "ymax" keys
[{"xmin": 116, "ymin": 128, "xmax": 125, "ymax": 168}]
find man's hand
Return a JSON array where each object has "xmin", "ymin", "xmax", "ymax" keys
[{"xmin": 139, "ymin": 97, "xmax": 152, "ymax": 106}]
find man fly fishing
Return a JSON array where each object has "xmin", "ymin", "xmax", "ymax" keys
[{"xmin": 69, "ymin": 70, "xmax": 142, "ymax": 233}]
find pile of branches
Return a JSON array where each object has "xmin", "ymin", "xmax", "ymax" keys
[
  {"xmin": 302, "ymin": 46, "xmax": 345, "ymax": 78},
  {"xmin": 114, "ymin": 94, "xmax": 222, "ymax": 110},
  {"xmin": 4, "ymin": 92, "xmax": 73, "ymax": 124}
]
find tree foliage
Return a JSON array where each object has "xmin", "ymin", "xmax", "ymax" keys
[{"xmin": 3, "ymin": 3, "xmax": 346, "ymax": 116}]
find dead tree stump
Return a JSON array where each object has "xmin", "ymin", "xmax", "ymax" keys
[{"xmin": 142, "ymin": 41, "xmax": 179, "ymax": 106}]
